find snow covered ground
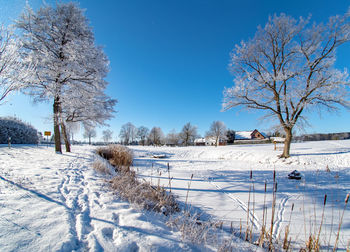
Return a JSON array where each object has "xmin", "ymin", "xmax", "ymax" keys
[
  {"xmin": 130, "ymin": 140, "xmax": 350, "ymax": 250},
  {"xmin": 0, "ymin": 140, "xmax": 349, "ymax": 251},
  {"xmin": 0, "ymin": 145, "xmax": 211, "ymax": 251}
]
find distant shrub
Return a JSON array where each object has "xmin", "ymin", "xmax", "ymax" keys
[{"xmin": 0, "ymin": 117, "xmax": 38, "ymax": 144}]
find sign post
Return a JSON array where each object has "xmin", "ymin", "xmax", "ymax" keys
[{"xmin": 44, "ymin": 131, "xmax": 51, "ymax": 147}]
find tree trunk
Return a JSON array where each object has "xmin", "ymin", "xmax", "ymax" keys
[
  {"xmin": 61, "ymin": 121, "xmax": 71, "ymax": 152},
  {"xmin": 53, "ymin": 97, "xmax": 62, "ymax": 153},
  {"xmin": 281, "ymin": 127, "xmax": 293, "ymax": 158},
  {"xmin": 88, "ymin": 136, "xmax": 91, "ymax": 145}
]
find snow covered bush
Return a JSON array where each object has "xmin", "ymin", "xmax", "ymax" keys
[
  {"xmin": 96, "ymin": 145, "xmax": 133, "ymax": 172},
  {"xmin": 0, "ymin": 117, "xmax": 38, "ymax": 144}
]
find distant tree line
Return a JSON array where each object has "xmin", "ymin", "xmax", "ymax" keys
[
  {"xmin": 116, "ymin": 121, "xmax": 236, "ymax": 147},
  {"xmin": 295, "ymin": 132, "xmax": 350, "ymax": 142}
]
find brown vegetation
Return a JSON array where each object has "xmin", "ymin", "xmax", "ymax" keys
[{"xmin": 96, "ymin": 144, "xmax": 179, "ymax": 214}]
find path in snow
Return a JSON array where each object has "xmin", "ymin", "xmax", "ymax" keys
[{"xmin": 0, "ymin": 145, "xmax": 206, "ymax": 251}]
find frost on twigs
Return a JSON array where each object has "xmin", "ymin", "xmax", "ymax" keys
[{"xmin": 0, "ymin": 25, "xmax": 35, "ymax": 104}]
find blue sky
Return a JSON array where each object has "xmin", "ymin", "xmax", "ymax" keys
[{"xmin": 0, "ymin": 0, "xmax": 350, "ymax": 141}]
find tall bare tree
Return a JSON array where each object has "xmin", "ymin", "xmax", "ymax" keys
[
  {"xmin": 179, "ymin": 122, "xmax": 198, "ymax": 146},
  {"xmin": 148, "ymin": 127, "xmax": 164, "ymax": 146},
  {"xmin": 119, "ymin": 122, "xmax": 137, "ymax": 145},
  {"xmin": 166, "ymin": 129, "xmax": 180, "ymax": 146},
  {"xmin": 102, "ymin": 129, "xmax": 113, "ymax": 143},
  {"xmin": 83, "ymin": 124, "xmax": 96, "ymax": 145},
  {"xmin": 206, "ymin": 121, "xmax": 227, "ymax": 147},
  {"xmin": 223, "ymin": 11, "xmax": 350, "ymax": 157},
  {"xmin": 137, "ymin": 126, "xmax": 149, "ymax": 146}
]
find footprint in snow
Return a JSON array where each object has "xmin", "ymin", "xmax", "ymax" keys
[{"xmin": 101, "ymin": 227, "xmax": 114, "ymax": 240}]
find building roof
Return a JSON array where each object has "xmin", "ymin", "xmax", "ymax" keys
[
  {"xmin": 194, "ymin": 138, "xmax": 206, "ymax": 143},
  {"xmin": 235, "ymin": 129, "xmax": 267, "ymax": 140},
  {"xmin": 235, "ymin": 131, "xmax": 254, "ymax": 140}
]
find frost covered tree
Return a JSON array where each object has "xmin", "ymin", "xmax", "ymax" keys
[
  {"xmin": 119, "ymin": 122, "xmax": 137, "ymax": 145},
  {"xmin": 148, "ymin": 127, "xmax": 164, "ymax": 146},
  {"xmin": 102, "ymin": 129, "xmax": 113, "ymax": 143},
  {"xmin": 223, "ymin": 11, "xmax": 350, "ymax": 158},
  {"xmin": 179, "ymin": 122, "xmax": 198, "ymax": 146},
  {"xmin": 16, "ymin": 2, "xmax": 114, "ymax": 153},
  {"xmin": 66, "ymin": 121, "xmax": 80, "ymax": 143},
  {"xmin": 83, "ymin": 124, "xmax": 96, "ymax": 145},
  {"xmin": 166, "ymin": 129, "xmax": 180, "ymax": 146},
  {"xmin": 136, "ymin": 126, "xmax": 149, "ymax": 146},
  {"xmin": 206, "ymin": 121, "xmax": 227, "ymax": 147},
  {"xmin": 0, "ymin": 25, "xmax": 33, "ymax": 104}
]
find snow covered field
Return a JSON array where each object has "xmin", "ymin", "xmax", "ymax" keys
[
  {"xmin": 130, "ymin": 140, "xmax": 350, "ymax": 250},
  {"xmin": 0, "ymin": 145, "xmax": 207, "ymax": 251},
  {"xmin": 0, "ymin": 140, "xmax": 349, "ymax": 251}
]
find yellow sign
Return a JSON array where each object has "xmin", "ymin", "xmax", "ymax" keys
[{"xmin": 44, "ymin": 131, "xmax": 51, "ymax": 136}]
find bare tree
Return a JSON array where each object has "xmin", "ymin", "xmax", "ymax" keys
[
  {"xmin": 83, "ymin": 125, "xmax": 96, "ymax": 145},
  {"xmin": 102, "ymin": 129, "xmax": 113, "ymax": 143},
  {"xmin": 136, "ymin": 126, "xmax": 149, "ymax": 146},
  {"xmin": 206, "ymin": 121, "xmax": 227, "ymax": 147},
  {"xmin": 119, "ymin": 122, "xmax": 136, "ymax": 145},
  {"xmin": 148, "ymin": 127, "xmax": 164, "ymax": 146},
  {"xmin": 223, "ymin": 11, "xmax": 350, "ymax": 158},
  {"xmin": 0, "ymin": 25, "xmax": 33, "ymax": 104},
  {"xmin": 179, "ymin": 122, "xmax": 198, "ymax": 146},
  {"xmin": 66, "ymin": 121, "xmax": 80, "ymax": 143},
  {"xmin": 166, "ymin": 129, "xmax": 180, "ymax": 146}
]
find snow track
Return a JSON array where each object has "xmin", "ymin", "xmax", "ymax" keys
[
  {"xmin": 272, "ymin": 194, "xmax": 291, "ymax": 240},
  {"xmin": 208, "ymin": 178, "xmax": 262, "ymax": 230},
  {"xmin": 0, "ymin": 145, "xmax": 206, "ymax": 252},
  {"xmin": 56, "ymin": 154, "xmax": 92, "ymax": 250}
]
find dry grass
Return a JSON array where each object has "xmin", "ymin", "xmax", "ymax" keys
[
  {"xmin": 92, "ymin": 159, "xmax": 112, "ymax": 175},
  {"xmin": 110, "ymin": 172, "xmax": 179, "ymax": 214},
  {"xmin": 96, "ymin": 144, "xmax": 179, "ymax": 214},
  {"xmin": 167, "ymin": 212, "xmax": 224, "ymax": 246},
  {"xmin": 96, "ymin": 144, "xmax": 133, "ymax": 172}
]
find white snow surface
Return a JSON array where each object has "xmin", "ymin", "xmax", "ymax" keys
[
  {"xmin": 130, "ymin": 140, "xmax": 350, "ymax": 250},
  {"xmin": 1, "ymin": 140, "xmax": 350, "ymax": 251},
  {"xmin": 0, "ymin": 145, "xmax": 208, "ymax": 251}
]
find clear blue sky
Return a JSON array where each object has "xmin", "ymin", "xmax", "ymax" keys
[{"xmin": 0, "ymin": 0, "xmax": 350, "ymax": 141}]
